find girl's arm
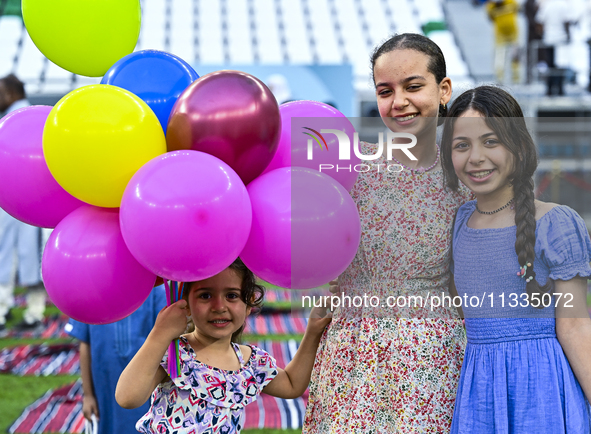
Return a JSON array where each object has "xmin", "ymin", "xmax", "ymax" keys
[
  {"xmin": 555, "ymin": 277, "xmax": 591, "ymax": 401},
  {"xmin": 115, "ymin": 300, "xmax": 189, "ymax": 408},
  {"xmin": 262, "ymin": 306, "xmax": 331, "ymax": 399}
]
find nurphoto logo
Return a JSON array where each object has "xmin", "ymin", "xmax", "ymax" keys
[{"xmin": 305, "ymin": 128, "xmax": 419, "ymax": 173}]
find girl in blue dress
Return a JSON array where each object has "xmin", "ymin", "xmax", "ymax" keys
[{"xmin": 440, "ymin": 85, "xmax": 591, "ymax": 433}]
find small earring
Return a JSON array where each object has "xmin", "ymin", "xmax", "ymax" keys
[{"xmin": 441, "ymin": 103, "xmax": 447, "ymax": 110}]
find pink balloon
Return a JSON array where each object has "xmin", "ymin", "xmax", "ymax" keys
[
  {"xmin": 166, "ymin": 70, "xmax": 281, "ymax": 185},
  {"xmin": 0, "ymin": 106, "xmax": 85, "ymax": 227},
  {"xmin": 241, "ymin": 167, "xmax": 361, "ymax": 289},
  {"xmin": 42, "ymin": 206, "xmax": 156, "ymax": 324},
  {"xmin": 262, "ymin": 101, "xmax": 360, "ymax": 191},
  {"xmin": 120, "ymin": 150, "xmax": 252, "ymax": 281}
]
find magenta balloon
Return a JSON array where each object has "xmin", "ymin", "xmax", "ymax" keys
[
  {"xmin": 166, "ymin": 70, "xmax": 281, "ymax": 185},
  {"xmin": 241, "ymin": 167, "xmax": 361, "ymax": 289},
  {"xmin": 120, "ymin": 150, "xmax": 252, "ymax": 281},
  {"xmin": 262, "ymin": 101, "xmax": 360, "ymax": 191},
  {"xmin": 42, "ymin": 206, "xmax": 156, "ymax": 324},
  {"xmin": 0, "ymin": 106, "xmax": 85, "ymax": 227}
]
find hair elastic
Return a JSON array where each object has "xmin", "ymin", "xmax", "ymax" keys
[{"xmin": 517, "ymin": 262, "xmax": 533, "ymax": 283}]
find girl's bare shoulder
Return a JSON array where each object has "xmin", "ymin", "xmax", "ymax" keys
[
  {"xmin": 535, "ymin": 200, "xmax": 559, "ymax": 221},
  {"xmin": 239, "ymin": 344, "xmax": 253, "ymax": 363}
]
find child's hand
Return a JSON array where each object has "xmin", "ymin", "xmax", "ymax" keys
[
  {"xmin": 306, "ymin": 304, "xmax": 332, "ymax": 336},
  {"xmin": 328, "ymin": 278, "xmax": 341, "ymax": 296},
  {"xmin": 151, "ymin": 300, "xmax": 190, "ymax": 344}
]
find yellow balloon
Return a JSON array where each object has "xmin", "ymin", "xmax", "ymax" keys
[
  {"xmin": 23, "ymin": 0, "xmax": 140, "ymax": 77},
  {"xmin": 43, "ymin": 85, "xmax": 167, "ymax": 208}
]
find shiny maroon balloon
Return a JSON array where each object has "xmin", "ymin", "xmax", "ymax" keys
[{"xmin": 166, "ymin": 70, "xmax": 281, "ymax": 185}]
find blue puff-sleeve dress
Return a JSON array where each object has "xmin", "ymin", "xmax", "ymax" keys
[{"xmin": 450, "ymin": 201, "xmax": 591, "ymax": 434}]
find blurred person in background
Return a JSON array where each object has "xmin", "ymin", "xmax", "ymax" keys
[
  {"xmin": 525, "ymin": 0, "xmax": 544, "ymax": 83},
  {"xmin": 65, "ymin": 285, "xmax": 167, "ymax": 434},
  {"xmin": 537, "ymin": 0, "xmax": 573, "ymax": 95},
  {"xmin": 486, "ymin": 0, "xmax": 521, "ymax": 84},
  {"xmin": 0, "ymin": 74, "xmax": 46, "ymax": 336}
]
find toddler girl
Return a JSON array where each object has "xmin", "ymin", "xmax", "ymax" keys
[{"xmin": 116, "ymin": 258, "xmax": 330, "ymax": 433}]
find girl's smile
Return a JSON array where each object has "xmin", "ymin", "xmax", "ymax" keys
[
  {"xmin": 393, "ymin": 112, "xmax": 420, "ymax": 126},
  {"xmin": 466, "ymin": 169, "xmax": 495, "ymax": 182}
]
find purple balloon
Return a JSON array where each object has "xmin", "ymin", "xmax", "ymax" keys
[
  {"xmin": 166, "ymin": 70, "xmax": 281, "ymax": 185},
  {"xmin": 120, "ymin": 150, "xmax": 252, "ymax": 281},
  {"xmin": 262, "ymin": 101, "xmax": 360, "ymax": 191},
  {"xmin": 42, "ymin": 206, "xmax": 156, "ymax": 324},
  {"xmin": 0, "ymin": 106, "xmax": 85, "ymax": 227},
  {"xmin": 241, "ymin": 167, "xmax": 361, "ymax": 289}
]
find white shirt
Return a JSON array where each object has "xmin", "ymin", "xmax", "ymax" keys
[
  {"xmin": 537, "ymin": 0, "xmax": 571, "ymax": 45},
  {"xmin": 6, "ymin": 98, "xmax": 30, "ymax": 113}
]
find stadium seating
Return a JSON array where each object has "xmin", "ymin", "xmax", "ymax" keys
[{"xmin": 0, "ymin": 0, "xmax": 472, "ymax": 99}]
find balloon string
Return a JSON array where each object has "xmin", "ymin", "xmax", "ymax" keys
[
  {"xmin": 176, "ymin": 281, "xmax": 184, "ymax": 375},
  {"xmin": 164, "ymin": 279, "xmax": 171, "ymax": 305},
  {"xmin": 163, "ymin": 279, "xmax": 179, "ymax": 379}
]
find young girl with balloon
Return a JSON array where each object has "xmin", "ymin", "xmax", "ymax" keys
[
  {"xmin": 116, "ymin": 258, "xmax": 331, "ymax": 434},
  {"xmin": 441, "ymin": 85, "xmax": 591, "ymax": 433},
  {"xmin": 303, "ymin": 33, "xmax": 472, "ymax": 433}
]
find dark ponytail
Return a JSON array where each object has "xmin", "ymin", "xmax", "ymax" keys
[{"xmin": 441, "ymin": 86, "xmax": 553, "ymax": 307}]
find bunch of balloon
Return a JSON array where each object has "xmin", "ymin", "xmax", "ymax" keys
[
  {"xmin": 119, "ymin": 70, "xmax": 281, "ymax": 284},
  {"xmin": 19, "ymin": 1, "xmax": 222, "ymax": 324}
]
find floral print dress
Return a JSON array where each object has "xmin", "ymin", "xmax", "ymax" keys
[
  {"xmin": 136, "ymin": 336, "xmax": 278, "ymax": 434},
  {"xmin": 303, "ymin": 142, "xmax": 472, "ymax": 433}
]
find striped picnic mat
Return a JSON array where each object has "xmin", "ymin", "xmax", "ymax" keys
[
  {"xmin": 0, "ymin": 343, "xmax": 79, "ymax": 376},
  {"xmin": 245, "ymin": 312, "xmax": 308, "ymax": 335},
  {"xmin": 262, "ymin": 288, "xmax": 292, "ymax": 304},
  {"xmin": 6, "ymin": 315, "xmax": 70, "ymax": 339},
  {"xmin": 8, "ymin": 340, "xmax": 307, "ymax": 433},
  {"xmin": 9, "ymin": 380, "xmax": 85, "ymax": 434}
]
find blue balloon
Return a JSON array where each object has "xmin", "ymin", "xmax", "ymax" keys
[{"xmin": 101, "ymin": 50, "xmax": 199, "ymax": 132}]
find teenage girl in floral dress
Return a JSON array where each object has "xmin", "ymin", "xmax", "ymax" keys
[{"xmin": 302, "ymin": 33, "xmax": 472, "ymax": 433}]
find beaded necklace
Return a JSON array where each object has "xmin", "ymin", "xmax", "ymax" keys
[
  {"xmin": 475, "ymin": 198, "xmax": 514, "ymax": 215},
  {"xmin": 391, "ymin": 144, "xmax": 440, "ymax": 173}
]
